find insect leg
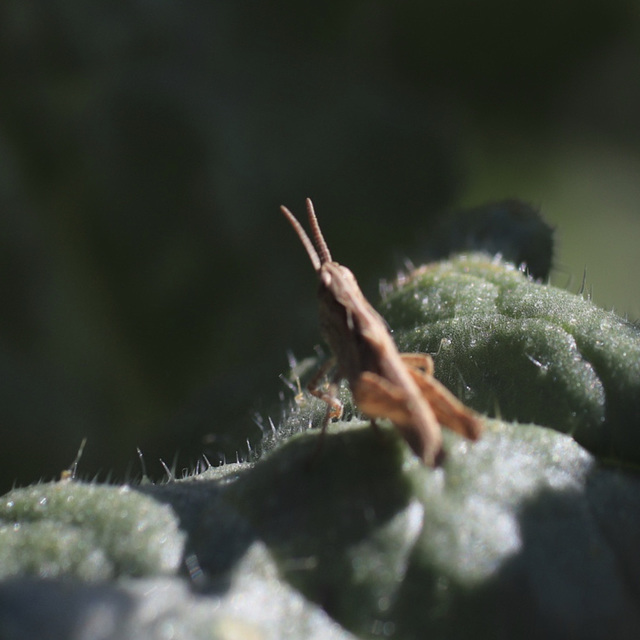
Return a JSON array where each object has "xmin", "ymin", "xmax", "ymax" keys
[
  {"xmin": 407, "ymin": 368, "xmax": 482, "ymax": 440},
  {"xmin": 306, "ymin": 363, "xmax": 344, "ymax": 467},
  {"xmin": 307, "ymin": 357, "xmax": 343, "ymax": 427}
]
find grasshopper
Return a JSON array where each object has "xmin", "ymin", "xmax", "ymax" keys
[{"xmin": 280, "ymin": 198, "xmax": 482, "ymax": 466}]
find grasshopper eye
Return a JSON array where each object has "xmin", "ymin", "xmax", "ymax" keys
[{"xmin": 320, "ymin": 271, "xmax": 332, "ymax": 287}]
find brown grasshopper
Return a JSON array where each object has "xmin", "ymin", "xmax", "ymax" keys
[{"xmin": 280, "ymin": 198, "xmax": 482, "ymax": 466}]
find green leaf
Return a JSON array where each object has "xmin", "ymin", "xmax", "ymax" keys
[
  {"xmin": 221, "ymin": 420, "xmax": 640, "ymax": 638},
  {"xmin": 381, "ymin": 253, "xmax": 640, "ymax": 466},
  {"xmin": 0, "ymin": 482, "xmax": 184, "ymax": 580}
]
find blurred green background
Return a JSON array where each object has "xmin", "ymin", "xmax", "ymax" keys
[{"xmin": 1, "ymin": 0, "xmax": 639, "ymax": 492}]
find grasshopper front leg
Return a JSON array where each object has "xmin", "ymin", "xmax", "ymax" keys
[{"xmin": 307, "ymin": 357, "xmax": 344, "ymax": 431}]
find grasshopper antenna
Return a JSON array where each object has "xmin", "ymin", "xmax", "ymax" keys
[
  {"xmin": 280, "ymin": 202, "xmax": 322, "ymax": 271},
  {"xmin": 305, "ymin": 198, "xmax": 332, "ymax": 265}
]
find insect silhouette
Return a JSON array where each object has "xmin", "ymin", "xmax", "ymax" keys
[{"xmin": 280, "ymin": 198, "xmax": 482, "ymax": 466}]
